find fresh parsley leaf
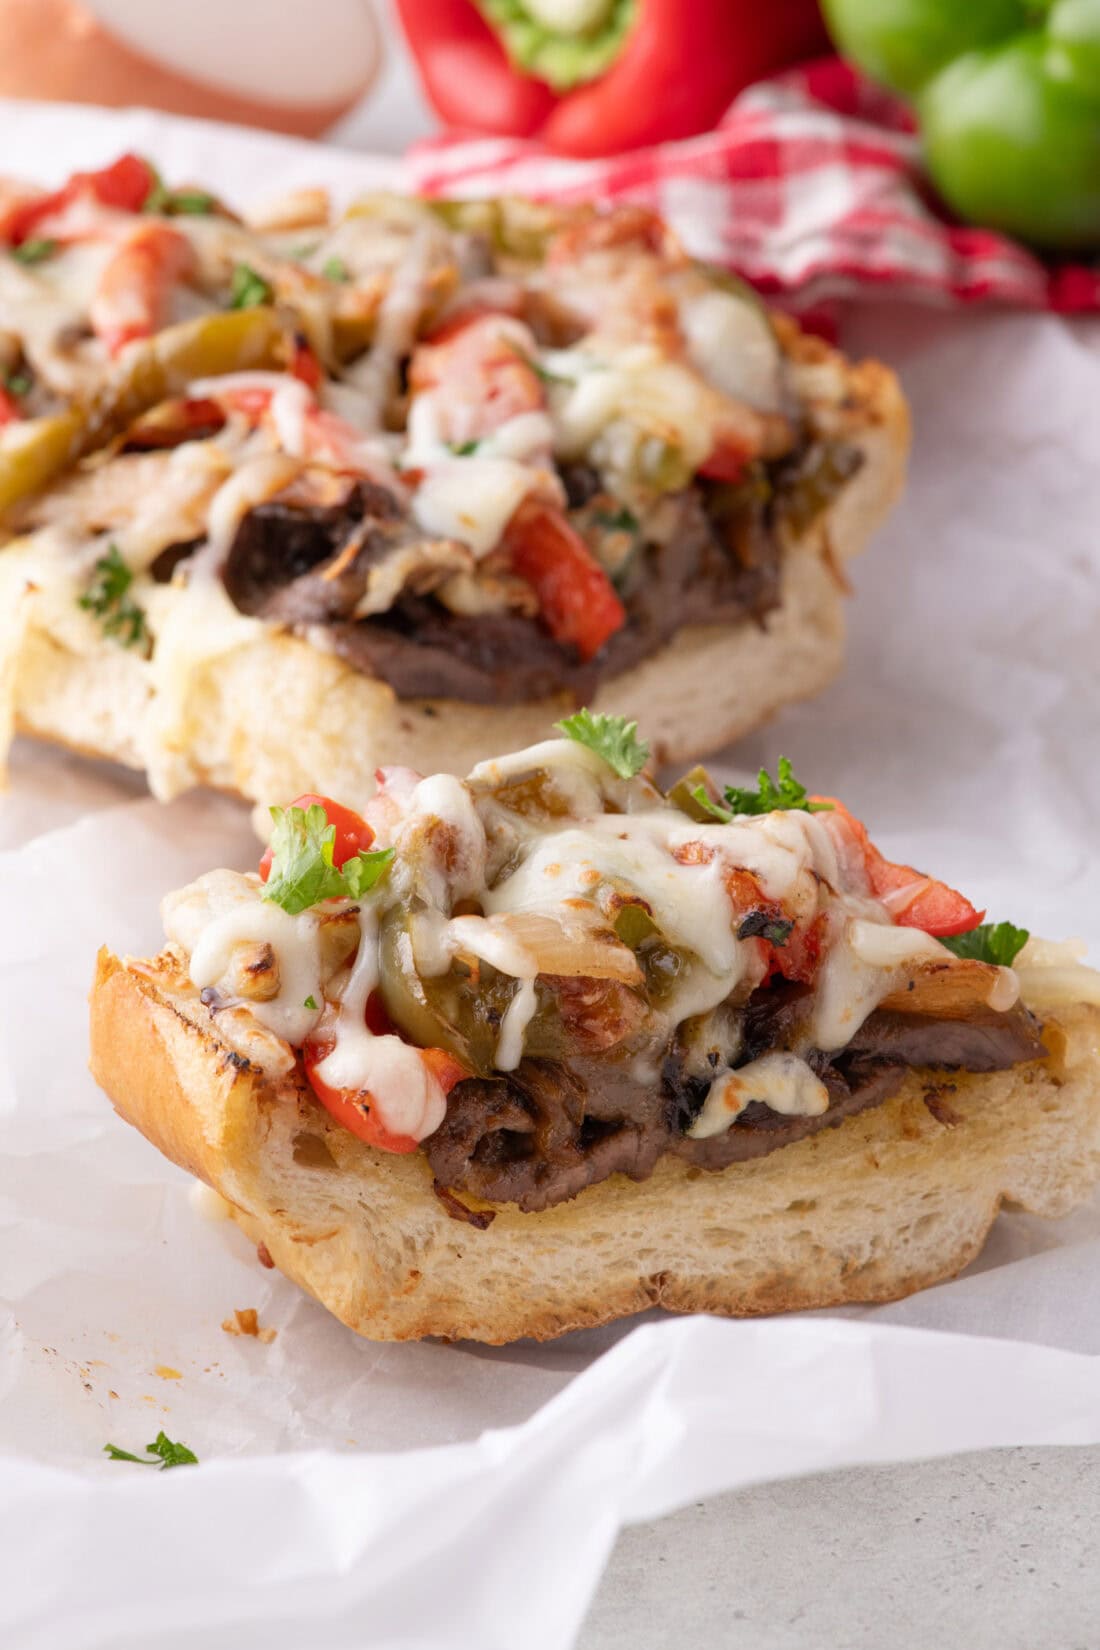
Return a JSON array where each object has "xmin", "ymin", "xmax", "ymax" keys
[
  {"xmin": 304, "ymin": 994, "xmax": 318, "ymax": 1010},
  {"xmin": 721, "ymin": 758, "xmax": 831, "ymax": 818},
  {"xmin": 594, "ymin": 506, "xmax": 639, "ymax": 535},
  {"xmin": 940, "ymin": 922, "xmax": 1029, "ymax": 967},
  {"xmin": 447, "ymin": 438, "xmax": 481, "ymax": 456},
  {"xmin": 321, "ymin": 255, "xmax": 350, "ymax": 282},
  {"xmin": 262, "ymin": 804, "xmax": 394, "ymax": 916},
  {"xmin": 141, "ymin": 166, "xmax": 169, "ymax": 214},
  {"xmin": 78, "ymin": 545, "xmax": 148, "ymax": 650},
  {"xmin": 737, "ymin": 911, "xmax": 794, "ymax": 947},
  {"xmin": 11, "ymin": 238, "xmax": 56, "ymax": 265},
  {"xmin": 169, "ymin": 189, "xmax": 215, "ymax": 216},
  {"xmin": 103, "ymin": 1444, "xmax": 151, "ymax": 1464},
  {"xmin": 230, "ymin": 262, "xmax": 274, "ymax": 309},
  {"xmin": 505, "ymin": 341, "xmax": 573, "ymax": 387},
  {"xmin": 105, "ymin": 1432, "xmax": 198, "ymax": 1470},
  {"xmin": 555, "ymin": 710, "xmax": 650, "ymax": 780},
  {"xmin": 528, "ymin": 356, "xmax": 573, "ymax": 387},
  {"xmin": 289, "ymin": 240, "xmax": 321, "ymax": 260},
  {"xmin": 4, "ymin": 370, "xmax": 31, "ymax": 399},
  {"xmin": 147, "ymin": 1431, "xmax": 199, "ymax": 1468}
]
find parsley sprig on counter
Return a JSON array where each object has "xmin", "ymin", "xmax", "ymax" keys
[
  {"xmin": 262, "ymin": 804, "xmax": 394, "ymax": 916},
  {"xmin": 556, "ymin": 710, "xmax": 650, "ymax": 779},
  {"xmin": 941, "ymin": 922, "xmax": 1029, "ymax": 967},
  {"xmin": 105, "ymin": 1431, "xmax": 198, "ymax": 1470},
  {"xmin": 692, "ymin": 758, "xmax": 832, "ymax": 822},
  {"xmin": 78, "ymin": 545, "xmax": 148, "ymax": 650}
]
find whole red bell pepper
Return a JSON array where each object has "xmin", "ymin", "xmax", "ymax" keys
[{"xmin": 395, "ymin": 0, "xmax": 828, "ymax": 156}]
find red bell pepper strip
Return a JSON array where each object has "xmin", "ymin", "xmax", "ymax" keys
[
  {"xmin": 504, "ymin": 498, "xmax": 626, "ymax": 660},
  {"xmin": 0, "ymin": 387, "xmax": 23, "ymax": 428},
  {"xmin": 4, "ymin": 153, "xmax": 157, "ymax": 246},
  {"xmin": 395, "ymin": 0, "xmax": 828, "ymax": 156},
  {"xmin": 304, "ymin": 990, "xmax": 468, "ymax": 1155},
  {"xmin": 819, "ymin": 799, "xmax": 984, "ymax": 938},
  {"xmin": 302, "ymin": 1033, "xmax": 468, "ymax": 1154}
]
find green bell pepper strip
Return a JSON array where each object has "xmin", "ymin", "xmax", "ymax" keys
[
  {"xmin": 0, "ymin": 308, "xmax": 287, "ymax": 522},
  {"xmin": 0, "ymin": 411, "xmax": 85, "ymax": 522},
  {"xmin": 822, "ymin": 0, "xmax": 1100, "ymax": 250}
]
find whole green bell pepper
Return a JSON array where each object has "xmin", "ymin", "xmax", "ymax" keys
[{"xmin": 822, "ymin": 0, "xmax": 1100, "ymax": 250}]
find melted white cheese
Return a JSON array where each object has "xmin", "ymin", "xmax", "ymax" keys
[
  {"xmin": 141, "ymin": 579, "xmax": 266, "ymax": 800},
  {"xmin": 496, "ymin": 977, "xmax": 539, "ymax": 1073},
  {"xmin": 403, "ymin": 396, "xmax": 557, "ymax": 557},
  {"xmin": 314, "ymin": 907, "xmax": 447, "ymax": 1142},
  {"xmin": 688, "ymin": 1052, "xmax": 830, "ymax": 1140},
  {"xmin": 543, "ymin": 343, "xmax": 720, "ymax": 475},
  {"xmin": 187, "ymin": 896, "xmax": 323, "ymax": 1048},
  {"xmin": 159, "ymin": 745, "xmax": 1009, "ymax": 1133},
  {"xmin": 677, "ymin": 288, "xmax": 781, "ymax": 413},
  {"xmin": 810, "ymin": 914, "xmax": 944, "ymax": 1052}
]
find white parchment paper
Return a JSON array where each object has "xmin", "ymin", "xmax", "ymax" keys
[{"xmin": 1, "ymin": 101, "xmax": 1100, "ymax": 1650}]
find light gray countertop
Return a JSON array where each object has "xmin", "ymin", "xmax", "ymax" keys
[{"xmin": 582, "ymin": 1447, "xmax": 1100, "ymax": 1649}]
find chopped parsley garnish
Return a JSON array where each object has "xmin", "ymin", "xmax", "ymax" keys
[
  {"xmin": 941, "ymin": 922, "xmax": 1029, "ymax": 967},
  {"xmin": 262, "ymin": 803, "xmax": 394, "ymax": 916},
  {"xmin": 229, "ymin": 262, "xmax": 274, "ymax": 309},
  {"xmin": 170, "ymin": 189, "xmax": 215, "ymax": 215},
  {"xmin": 289, "ymin": 240, "xmax": 321, "ymax": 260},
  {"xmin": 321, "ymin": 255, "xmax": 350, "ymax": 282},
  {"xmin": 693, "ymin": 758, "xmax": 832, "ymax": 822},
  {"xmin": 304, "ymin": 994, "xmax": 319, "ymax": 1010},
  {"xmin": 3, "ymin": 370, "xmax": 31, "ymax": 399},
  {"xmin": 594, "ymin": 506, "xmax": 639, "ymax": 535},
  {"xmin": 448, "ymin": 438, "xmax": 481, "ymax": 456},
  {"xmin": 11, "ymin": 238, "xmax": 56, "ymax": 265},
  {"xmin": 78, "ymin": 545, "xmax": 148, "ymax": 650},
  {"xmin": 555, "ymin": 709, "xmax": 650, "ymax": 780},
  {"xmin": 105, "ymin": 1431, "xmax": 198, "ymax": 1470},
  {"xmin": 528, "ymin": 356, "xmax": 574, "ymax": 387},
  {"xmin": 737, "ymin": 911, "xmax": 794, "ymax": 947},
  {"xmin": 506, "ymin": 341, "xmax": 574, "ymax": 387},
  {"xmin": 140, "ymin": 169, "xmax": 169, "ymax": 214}
]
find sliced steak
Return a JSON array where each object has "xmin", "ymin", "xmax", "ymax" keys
[
  {"xmin": 218, "ymin": 468, "xmax": 785, "ymax": 704},
  {"xmin": 222, "ymin": 481, "xmax": 413, "ymax": 622},
  {"xmin": 670, "ymin": 1058, "xmax": 906, "ymax": 1172},
  {"xmin": 846, "ymin": 1004, "xmax": 1047, "ymax": 1071},
  {"xmin": 323, "ymin": 601, "xmax": 600, "ymax": 705},
  {"xmin": 426, "ymin": 985, "xmax": 1048, "ymax": 1209},
  {"xmin": 425, "ymin": 1056, "xmax": 669, "ymax": 1213}
]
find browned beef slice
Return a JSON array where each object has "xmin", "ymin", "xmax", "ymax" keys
[
  {"xmin": 217, "ymin": 478, "xmax": 781, "ymax": 704},
  {"xmin": 424, "ymin": 993, "xmax": 1046, "ymax": 1210},
  {"xmin": 425, "ymin": 1057, "xmax": 670, "ymax": 1214},
  {"xmin": 845, "ymin": 1005, "xmax": 1047, "ymax": 1071},
  {"xmin": 222, "ymin": 481, "xmax": 409, "ymax": 622}
]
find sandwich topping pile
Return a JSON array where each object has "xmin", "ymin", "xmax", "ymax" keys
[
  {"xmin": 154, "ymin": 713, "xmax": 1051, "ymax": 1215},
  {"xmin": 0, "ymin": 151, "xmax": 870, "ymax": 725}
]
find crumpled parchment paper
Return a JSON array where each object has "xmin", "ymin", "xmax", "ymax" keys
[{"xmin": 1, "ymin": 99, "xmax": 1099, "ymax": 1650}]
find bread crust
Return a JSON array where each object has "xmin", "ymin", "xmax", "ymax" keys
[
  {"xmin": 11, "ymin": 333, "xmax": 908, "ymax": 808},
  {"xmin": 90, "ymin": 947, "xmax": 1100, "ymax": 1345}
]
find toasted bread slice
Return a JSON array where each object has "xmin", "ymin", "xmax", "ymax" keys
[
  {"xmin": 7, "ymin": 329, "xmax": 907, "ymax": 809},
  {"xmin": 90, "ymin": 946, "xmax": 1100, "ymax": 1345}
]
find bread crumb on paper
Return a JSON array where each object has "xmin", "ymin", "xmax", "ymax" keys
[
  {"xmin": 154, "ymin": 1365, "xmax": 182, "ymax": 1380},
  {"xmin": 222, "ymin": 1308, "xmax": 277, "ymax": 1344}
]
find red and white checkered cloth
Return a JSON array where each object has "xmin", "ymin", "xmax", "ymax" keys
[{"xmin": 405, "ymin": 58, "xmax": 1100, "ymax": 314}]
